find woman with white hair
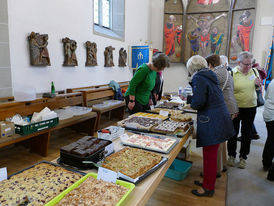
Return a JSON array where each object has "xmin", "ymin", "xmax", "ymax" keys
[
  {"xmin": 187, "ymin": 55, "xmax": 235, "ymax": 197},
  {"xmin": 227, "ymin": 51, "xmax": 260, "ymax": 169}
]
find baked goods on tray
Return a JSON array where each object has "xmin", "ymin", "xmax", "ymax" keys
[
  {"xmin": 61, "ymin": 136, "xmax": 110, "ymax": 157},
  {"xmin": 151, "ymin": 108, "xmax": 182, "ymax": 116},
  {"xmin": 117, "ymin": 116, "xmax": 160, "ymax": 130},
  {"xmin": 102, "ymin": 147, "xmax": 162, "ymax": 179},
  {"xmin": 155, "ymin": 102, "xmax": 183, "ymax": 110},
  {"xmin": 122, "ymin": 133, "xmax": 176, "ymax": 153},
  {"xmin": 0, "ymin": 162, "xmax": 82, "ymax": 206},
  {"xmin": 56, "ymin": 176, "xmax": 128, "ymax": 206},
  {"xmin": 153, "ymin": 120, "xmax": 189, "ymax": 133},
  {"xmin": 170, "ymin": 113, "xmax": 192, "ymax": 122},
  {"xmin": 131, "ymin": 112, "xmax": 168, "ymax": 120}
]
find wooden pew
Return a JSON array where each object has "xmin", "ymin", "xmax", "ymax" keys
[
  {"xmin": 67, "ymin": 81, "xmax": 129, "ymax": 130},
  {"xmin": 0, "ymin": 92, "xmax": 97, "ymax": 157}
]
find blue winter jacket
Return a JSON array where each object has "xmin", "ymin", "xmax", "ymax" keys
[{"xmin": 191, "ymin": 68, "xmax": 235, "ymax": 147}]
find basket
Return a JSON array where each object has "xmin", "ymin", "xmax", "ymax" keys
[
  {"xmin": 165, "ymin": 159, "xmax": 192, "ymax": 181},
  {"xmin": 15, "ymin": 117, "xmax": 59, "ymax": 135}
]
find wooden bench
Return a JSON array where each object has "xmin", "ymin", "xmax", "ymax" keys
[
  {"xmin": 67, "ymin": 81, "xmax": 129, "ymax": 130},
  {"xmin": 0, "ymin": 92, "xmax": 97, "ymax": 157},
  {"xmin": 0, "ymin": 96, "xmax": 14, "ymax": 103}
]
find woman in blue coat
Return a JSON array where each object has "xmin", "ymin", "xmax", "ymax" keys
[{"xmin": 187, "ymin": 55, "xmax": 235, "ymax": 197}]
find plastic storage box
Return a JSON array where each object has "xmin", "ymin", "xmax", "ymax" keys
[
  {"xmin": 15, "ymin": 117, "xmax": 59, "ymax": 135},
  {"xmin": 165, "ymin": 159, "xmax": 192, "ymax": 181}
]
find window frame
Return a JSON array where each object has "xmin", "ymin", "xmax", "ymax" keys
[{"xmin": 93, "ymin": 0, "xmax": 125, "ymax": 41}]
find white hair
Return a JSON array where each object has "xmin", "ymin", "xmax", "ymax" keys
[
  {"xmin": 220, "ymin": 55, "xmax": 228, "ymax": 66},
  {"xmin": 237, "ymin": 51, "xmax": 253, "ymax": 62},
  {"xmin": 186, "ymin": 55, "xmax": 208, "ymax": 75}
]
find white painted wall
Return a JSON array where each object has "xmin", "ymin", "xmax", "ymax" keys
[
  {"xmin": 7, "ymin": 0, "xmax": 151, "ymax": 93},
  {"xmin": 252, "ymin": 0, "xmax": 274, "ymax": 66},
  {"xmin": 150, "ymin": 0, "xmax": 274, "ymax": 92}
]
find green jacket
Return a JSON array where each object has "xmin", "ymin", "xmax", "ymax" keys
[{"xmin": 125, "ymin": 64, "xmax": 157, "ymax": 105}]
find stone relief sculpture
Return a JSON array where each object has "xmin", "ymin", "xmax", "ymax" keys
[
  {"xmin": 118, "ymin": 48, "xmax": 127, "ymax": 67},
  {"xmin": 62, "ymin": 37, "xmax": 78, "ymax": 66},
  {"xmin": 104, "ymin": 46, "xmax": 115, "ymax": 67},
  {"xmin": 85, "ymin": 41, "xmax": 97, "ymax": 66},
  {"xmin": 28, "ymin": 32, "xmax": 51, "ymax": 66}
]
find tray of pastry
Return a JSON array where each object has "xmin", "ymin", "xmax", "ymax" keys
[
  {"xmin": 45, "ymin": 173, "xmax": 135, "ymax": 206},
  {"xmin": 0, "ymin": 161, "xmax": 85, "ymax": 206},
  {"xmin": 121, "ymin": 132, "xmax": 178, "ymax": 154},
  {"xmin": 170, "ymin": 113, "xmax": 193, "ymax": 122},
  {"xmin": 150, "ymin": 108, "xmax": 183, "ymax": 116},
  {"xmin": 101, "ymin": 147, "xmax": 168, "ymax": 184},
  {"xmin": 150, "ymin": 119, "xmax": 190, "ymax": 136},
  {"xmin": 59, "ymin": 136, "xmax": 114, "ymax": 170},
  {"xmin": 155, "ymin": 102, "xmax": 184, "ymax": 110},
  {"xmin": 130, "ymin": 112, "xmax": 169, "ymax": 120},
  {"xmin": 117, "ymin": 116, "xmax": 162, "ymax": 131}
]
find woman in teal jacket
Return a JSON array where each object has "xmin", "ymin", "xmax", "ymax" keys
[{"xmin": 125, "ymin": 52, "xmax": 170, "ymax": 114}]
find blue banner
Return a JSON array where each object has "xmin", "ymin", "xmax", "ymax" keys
[{"xmin": 131, "ymin": 46, "xmax": 149, "ymax": 69}]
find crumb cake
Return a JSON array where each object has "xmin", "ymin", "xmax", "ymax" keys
[
  {"xmin": 0, "ymin": 163, "xmax": 82, "ymax": 206},
  {"xmin": 102, "ymin": 147, "xmax": 162, "ymax": 179},
  {"xmin": 56, "ymin": 176, "xmax": 128, "ymax": 206}
]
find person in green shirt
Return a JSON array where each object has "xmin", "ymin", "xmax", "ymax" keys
[{"xmin": 125, "ymin": 52, "xmax": 170, "ymax": 114}]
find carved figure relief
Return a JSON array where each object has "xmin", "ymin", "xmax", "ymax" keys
[
  {"xmin": 118, "ymin": 48, "xmax": 127, "ymax": 67},
  {"xmin": 104, "ymin": 46, "xmax": 115, "ymax": 67},
  {"xmin": 62, "ymin": 37, "xmax": 78, "ymax": 66},
  {"xmin": 28, "ymin": 32, "xmax": 51, "ymax": 66},
  {"xmin": 85, "ymin": 41, "xmax": 97, "ymax": 66}
]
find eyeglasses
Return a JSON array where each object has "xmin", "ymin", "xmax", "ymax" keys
[{"xmin": 241, "ymin": 62, "xmax": 252, "ymax": 67}]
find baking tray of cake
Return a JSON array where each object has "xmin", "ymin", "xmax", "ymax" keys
[
  {"xmin": 118, "ymin": 157, "xmax": 168, "ymax": 184},
  {"xmin": 150, "ymin": 120, "xmax": 192, "ymax": 137},
  {"xmin": 8, "ymin": 160, "xmax": 86, "ymax": 178},
  {"xmin": 1, "ymin": 161, "xmax": 86, "ymax": 206},
  {"xmin": 101, "ymin": 147, "xmax": 168, "ymax": 184},
  {"xmin": 59, "ymin": 136, "xmax": 113, "ymax": 170},
  {"xmin": 121, "ymin": 131, "xmax": 179, "ymax": 154},
  {"xmin": 45, "ymin": 173, "xmax": 135, "ymax": 206}
]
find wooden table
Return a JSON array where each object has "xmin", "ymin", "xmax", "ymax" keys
[{"xmin": 52, "ymin": 129, "xmax": 192, "ymax": 206}]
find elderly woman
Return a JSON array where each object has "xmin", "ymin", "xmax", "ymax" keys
[
  {"xmin": 227, "ymin": 51, "xmax": 261, "ymax": 169},
  {"xmin": 125, "ymin": 52, "xmax": 170, "ymax": 114},
  {"xmin": 187, "ymin": 55, "xmax": 234, "ymax": 197},
  {"xmin": 206, "ymin": 54, "xmax": 238, "ymax": 175}
]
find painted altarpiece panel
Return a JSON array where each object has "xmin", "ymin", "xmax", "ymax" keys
[
  {"xmin": 163, "ymin": 14, "xmax": 184, "ymax": 63},
  {"xmin": 187, "ymin": 0, "xmax": 229, "ymax": 13},
  {"xmin": 228, "ymin": 9, "xmax": 256, "ymax": 63},
  {"xmin": 184, "ymin": 12, "xmax": 228, "ymax": 61}
]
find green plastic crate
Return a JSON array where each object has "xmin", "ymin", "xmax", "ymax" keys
[
  {"xmin": 45, "ymin": 172, "xmax": 135, "ymax": 206},
  {"xmin": 15, "ymin": 117, "xmax": 59, "ymax": 135},
  {"xmin": 165, "ymin": 159, "xmax": 192, "ymax": 181}
]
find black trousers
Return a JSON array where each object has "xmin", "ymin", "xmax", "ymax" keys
[
  {"xmin": 262, "ymin": 120, "xmax": 274, "ymax": 169},
  {"xmin": 227, "ymin": 107, "xmax": 256, "ymax": 159},
  {"xmin": 125, "ymin": 96, "xmax": 150, "ymax": 115}
]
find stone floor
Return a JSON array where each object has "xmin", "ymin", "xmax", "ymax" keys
[{"xmin": 227, "ymin": 106, "xmax": 274, "ymax": 206}]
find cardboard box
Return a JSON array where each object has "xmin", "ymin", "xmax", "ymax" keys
[{"xmin": 0, "ymin": 121, "xmax": 15, "ymax": 138}]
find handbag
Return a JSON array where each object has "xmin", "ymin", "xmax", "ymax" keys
[
  {"xmin": 256, "ymin": 89, "xmax": 265, "ymax": 107},
  {"xmin": 252, "ymin": 68, "xmax": 265, "ymax": 107}
]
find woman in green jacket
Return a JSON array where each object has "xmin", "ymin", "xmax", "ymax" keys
[{"xmin": 125, "ymin": 52, "xmax": 170, "ymax": 114}]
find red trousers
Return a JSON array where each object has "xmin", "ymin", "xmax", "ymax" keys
[{"xmin": 203, "ymin": 144, "xmax": 219, "ymax": 190}]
